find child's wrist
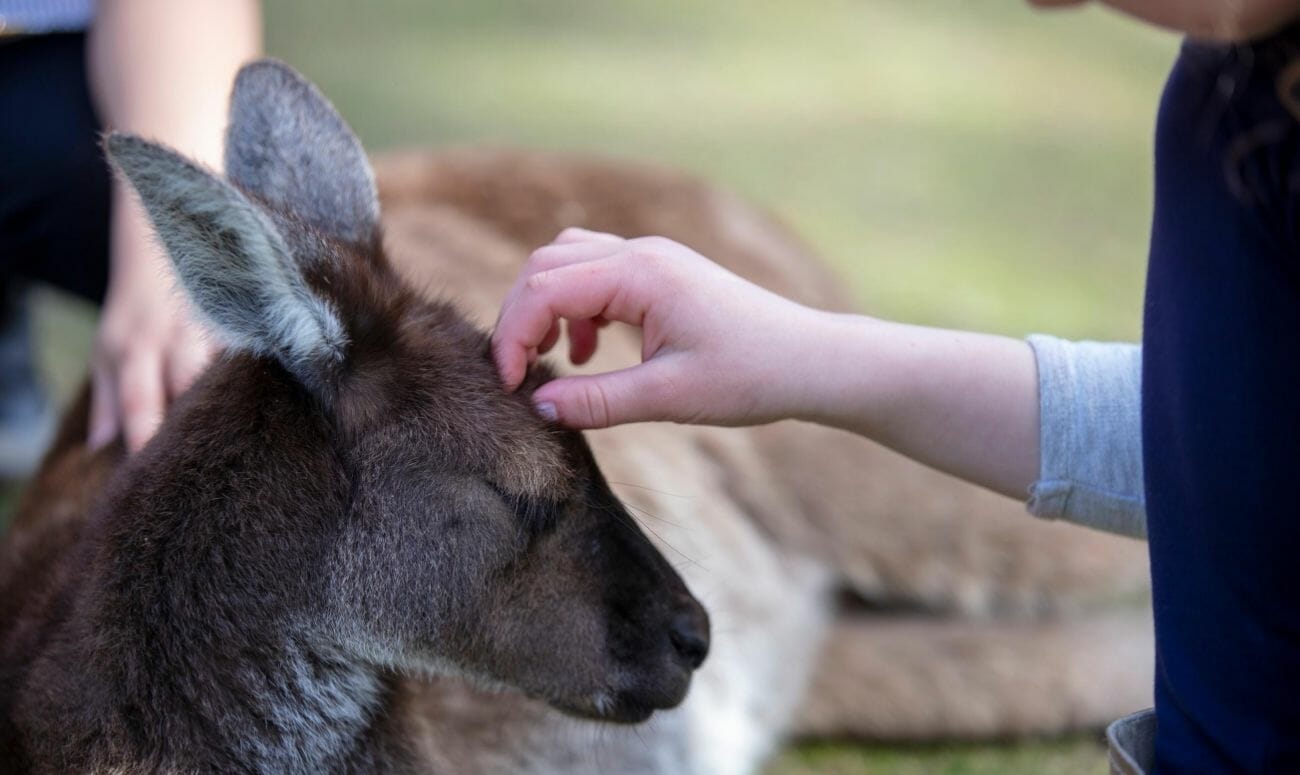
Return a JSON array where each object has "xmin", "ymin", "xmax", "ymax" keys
[{"xmin": 768, "ymin": 309, "xmax": 884, "ymax": 429}]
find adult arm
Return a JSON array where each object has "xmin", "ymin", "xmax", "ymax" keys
[{"xmin": 86, "ymin": 0, "xmax": 261, "ymax": 451}]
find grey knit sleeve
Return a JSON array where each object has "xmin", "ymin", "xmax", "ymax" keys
[{"xmin": 1025, "ymin": 335, "xmax": 1146, "ymax": 539}]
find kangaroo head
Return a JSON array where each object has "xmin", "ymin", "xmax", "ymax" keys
[{"xmin": 104, "ymin": 59, "xmax": 708, "ymax": 724}]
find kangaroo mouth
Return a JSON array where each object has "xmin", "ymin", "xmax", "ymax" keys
[
  {"xmin": 593, "ymin": 692, "xmax": 657, "ymax": 724},
  {"xmin": 552, "ymin": 692, "xmax": 662, "ymax": 725},
  {"xmin": 552, "ymin": 667, "xmax": 694, "ymax": 725}
]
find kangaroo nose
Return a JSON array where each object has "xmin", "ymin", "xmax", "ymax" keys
[{"xmin": 669, "ymin": 607, "xmax": 710, "ymax": 670}]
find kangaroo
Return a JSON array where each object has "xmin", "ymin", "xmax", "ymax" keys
[
  {"xmin": 0, "ymin": 61, "xmax": 709, "ymax": 773},
  {"xmin": 0, "ymin": 59, "xmax": 1154, "ymax": 774}
]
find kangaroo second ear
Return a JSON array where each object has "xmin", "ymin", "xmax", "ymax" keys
[
  {"xmin": 225, "ymin": 59, "xmax": 379, "ymax": 245},
  {"xmin": 105, "ymin": 133, "xmax": 348, "ymax": 394}
]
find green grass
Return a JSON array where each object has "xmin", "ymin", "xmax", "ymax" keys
[
  {"xmin": 25, "ymin": 2, "xmax": 1175, "ymax": 771},
  {"xmin": 264, "ymin": 0, "xmax": 1175, "ymax": 341},
  {"xmin": 769, "ymin": 737, "xmax": 1109, "ymax": 775}
]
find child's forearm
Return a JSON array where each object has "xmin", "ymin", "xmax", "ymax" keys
[{"xmin": 794, "ymin": 314, "xmax": 1041, "ymax": 501}]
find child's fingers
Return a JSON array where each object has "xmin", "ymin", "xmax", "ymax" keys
[
  {"xmin": 567, "ymin": 318, "xmax": 601, "ymax": 365},
  {"xmin": 493, "ymin": 254, "xmax": 655, "ymax": 390},
  {"xmin": 497, "ymin": 237, "xmax": 628, "ymax": 343},
  {"xmin": 524, "ymin": 234, "xmax": 626, "ymax": 275},
  {"xmin": 551, "ymin": 226, "xmax": 624, "ymax": 245},
  {"xmin": 537, "ymin": 321, "xmax": 562, "ymax": 356}
]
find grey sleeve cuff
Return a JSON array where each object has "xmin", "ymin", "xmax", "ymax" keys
[{"xmin": 1025, "ymin": 335, "xmax": 1147, "ymax": 539}]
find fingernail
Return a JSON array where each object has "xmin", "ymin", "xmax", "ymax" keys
[{"xmin": 535, "ymin": 401, "xmax": 557, "ymax": 421}]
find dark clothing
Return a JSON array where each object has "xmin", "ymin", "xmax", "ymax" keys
[
  {"xmin": 1144, "ymin": 33, "xmax": 1300, "ymax": 772},
  {"xmin": 0, "ymin": 32, "xmax": 109, "ymax": 302}
]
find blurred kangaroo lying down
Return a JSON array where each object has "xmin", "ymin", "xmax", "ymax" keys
[{"xmin": 0, "ymin": 59, "xmax": 1152, "ymax": 773}]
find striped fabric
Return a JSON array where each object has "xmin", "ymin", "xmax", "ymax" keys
[{"xmin": 0, "ymin": 0, "xmax": 96, "ymax": 34}]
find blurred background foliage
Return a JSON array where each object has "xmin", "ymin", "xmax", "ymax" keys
[
  {"xmin": 29, "ymin": 1, "xmax": 1177, "ymax": 772},
  {"xmin": 264, "ymin": 0, "xmax": 1174, "ymax": 340}
]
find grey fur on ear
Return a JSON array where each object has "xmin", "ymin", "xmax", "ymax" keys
[
  {"xmin": 105, "ymin": 133, "xmax": 348, "ymax": 393},
  {"xmin": 225, "ymin": 59, "xmax": 380, "ymax": 245}
]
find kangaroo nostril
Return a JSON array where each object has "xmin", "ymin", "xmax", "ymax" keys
[{"xmin": 669, "ymin": 610, "xmax": 709, "ymax": 670}]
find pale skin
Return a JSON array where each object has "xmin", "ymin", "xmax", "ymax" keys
[
  {"xmin": 493, "ymin": 229, "xmax": 1041, "ymax": 499},
  {"xmin": 494, "ymin": 0, "xmax": 1300, "ymax": 501},
  {"xmin": 86, "ymin": 0, "xmax": 260, "ymax": 452}
]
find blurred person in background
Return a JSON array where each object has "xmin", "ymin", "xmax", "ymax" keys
[
  {"xmin": 494, "ymin": 1, "xmax": 1300, "ymax": 771},
  {"xmin": 0, "ymin": 0, "xmax": 259, "ymax": 475}
]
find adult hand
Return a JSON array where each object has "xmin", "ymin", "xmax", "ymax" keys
[
  {"xmin": 493, "ymin": 228, "xmax": 832, "ymax": 429},
  {"xmin": 88, "ymin": 195, "xmax": 218, "ymax": 452},
  {"xmin": 84, "ymin": 0, "xmax": 259, "ymax": 452}
]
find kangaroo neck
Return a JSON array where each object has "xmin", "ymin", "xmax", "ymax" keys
[{"xmin": 44, "ymin": 360, "xmax": 404, "ymax": 771}]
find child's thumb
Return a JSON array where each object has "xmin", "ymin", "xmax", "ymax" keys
[{"xmin": 530, "ymin": 365, "xmax": 675, "ymax": 429}]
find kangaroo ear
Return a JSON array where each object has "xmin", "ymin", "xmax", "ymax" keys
[
  {"xmin": 105, "ymin": 133, "xmax": 347, "ymax": 394},
  {"xmin": 225, "ymin": 59, "xmax": 379, "ymax": 245}
]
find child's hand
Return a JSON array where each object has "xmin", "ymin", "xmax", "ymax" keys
[
  {"xmin": 493, "ymin": 228, "xmax": 832, "ymax": 429},
  {"xmin": 496, "ymin": 228, "xmax": 1040, "ymax": 499}
]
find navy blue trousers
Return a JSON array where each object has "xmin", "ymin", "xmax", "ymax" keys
[
  {"xmin": 1145, "ymin": 34, "xmax": 1300, "ymax": 772},
  {"xmin": 0, "ymin": 32, "xmax": 109, "ymax": 303}
]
